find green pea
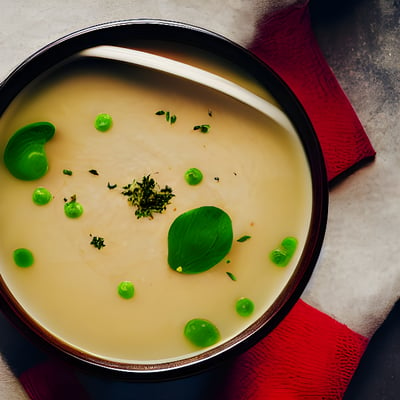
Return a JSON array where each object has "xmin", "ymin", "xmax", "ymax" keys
[
  {"xmin": 235, "ymin": 297, "xmax": 254, "ymax": 317},
  {"xmin": 184, "ymin": 318, "xmax": 220, "ymax": 348},
  {"xmin": 32, "ymin": 187, "xmax": 52, "ymax": 205},
  {"xmin": 13, "ymin": 248, "xmax": 34, "ymax": 268},
  {"xmin": 184, "ymin": 168, "xmax": 203, "ymax": 185},
  {"xmin": 95, "ymin": 113, "xmax": 113, "ymax": 132},
  {"xmin": 118, "ymin": 281, "xmax": 135, "ymax": 299},
  {"xmin": 64, "ymin": 201, "xmax": 84, "ymax": 218}
]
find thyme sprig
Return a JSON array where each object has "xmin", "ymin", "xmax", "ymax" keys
[{"xmin": 122, "ymin": 175, "xmax": 174, "ymax": 219}]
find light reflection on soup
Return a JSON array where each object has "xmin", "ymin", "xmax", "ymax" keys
[{"xmin": 0, "ymin": 48, "xmax": 312, "ymax": 363}]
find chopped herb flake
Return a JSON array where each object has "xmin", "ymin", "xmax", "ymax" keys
[
  {"xmin": 90, "ymin": 235, "xmax": 106, "ymax": 250},
  {"xmin": 237, "ymin": 235, "xmax": 251, "ymax": 243},
  {"xmin": 226, "ymin": 272, "xmax": 237, "ymax": 281},
  {"xmin": 89, "ymin": 169, "xmax": 99, "ymax": 175},
  {"xmin": 156, "ymin": 110, "xmax": 176, "ymax": 124},
  {"xmin": 122, "ymin": 175, "xmax": 174, "ymax": 219},
  {"xmin": 194, "ymin": 124, "xmax": 210, "ymax": 133},
  {"xmin": 63, "ymin": 169, "xmax": 72, "ymax": 176},
  {"xmin": 107, "ymin": 182, "xmax": 117, "ymax": 190}
]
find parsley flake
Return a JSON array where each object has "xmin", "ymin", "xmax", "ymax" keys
[
  {"xmin": 90, "ymin": 235, "xmax": 106, "ymax": 250},
  {"xmin": 226, "ymin": 272, "xmax": 237, "ymax": 281},
  {"xmin": 193, "ymin": 124, "xmax": 210, "ymax": 133},
  {"xmin": 237, "ymin": 235, "xmax": 251, "ymax": 243}
]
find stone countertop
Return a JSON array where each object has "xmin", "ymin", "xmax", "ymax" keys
[{"xmin": 310, "ymin": 0, "xmax": 400, "ymax": 398}]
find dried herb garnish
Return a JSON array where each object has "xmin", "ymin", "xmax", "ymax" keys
[
  {"xmin": 63, "ymin": 169, "xmax": 72, "ymax": 176},
  {"xmin": 90, "ymin": 235, "xmax": 106, "ymax": 250},
  {"xmin": 226, "ymin": 272, "xmax": 237, "ymax": 281},
  {"xmin": 65, "ymin": 194, "xmax": 76, "ymax": 203},
  {"xmin": 107, "ymin": 182, "xmax": 117, "ymax": 190},
  {"xmin": 237, "ymin": 235, "xmax": 251, "ymax": 243},
  {"xmin": 122, "ymin": 175, "xmax": 174, "ymax": 219},
  {"xmin": 89, "ymin": 169, "xmax": 99, "ymax": 175},
  {"xmin": 193, "ymin": 124, "xmax": 210, "ymax": 133},
  {"xmin": 155, "ymin": 110, "xmax": 177, "ymax": 124}
]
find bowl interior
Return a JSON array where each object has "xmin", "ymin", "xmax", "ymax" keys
[{"xmin": 0, "ymin": 20, "xmax": 327, "ymax": 379}]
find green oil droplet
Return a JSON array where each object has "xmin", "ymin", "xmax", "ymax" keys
[
  {"xmin": 13, "ymin": 248, "xmax": 34, "ymax": 268},
  {"xmin": 3, "ymin": 122, "xmax": 55, "ymax": 180},
  {"xmin": 184, "ymin": 168, "xmax": 203, "ymax": 185},
  {"xmin": 118, "ymin": 281, "xmax": 135, "ymax": 299},
  {"xmin": 184, "ymin": 318, "xmax": 220, "ymax": 348},
  {"xmin": 64, "ymin": 201, "xmax": 84, "ymax": 218},
  {"xmin": 235, "ymin": 297, "xmax": 254, "ymax": 317},
  {"xmin": 32, "ymin": 187, "xmax": 52, "ymax": 205},
  {"xmin": 95, "ymin": 113, "xmax": 113, "ymax": 132}
]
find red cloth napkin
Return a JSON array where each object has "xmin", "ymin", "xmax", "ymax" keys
[
  {"xmin": 18, "ymin": 2, "xmax": 375, "ymax": 399},
  {"xmin": 220, "ymin": 2, "xmax": 375, "ymax": 399}
]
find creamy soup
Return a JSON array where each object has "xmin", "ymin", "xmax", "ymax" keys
[{"xmin": 0, "ymin": 47, "xmax": 312, "ymax": 364}]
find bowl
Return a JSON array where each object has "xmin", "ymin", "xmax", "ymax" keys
[{"xmin": 0, "ymin": 20, "xmax": 328, "ymax": 380}]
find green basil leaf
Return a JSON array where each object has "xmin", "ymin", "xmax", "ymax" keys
[{"xmin": 168, "ymin": 206, "xmax": 233, "ymax": 274}]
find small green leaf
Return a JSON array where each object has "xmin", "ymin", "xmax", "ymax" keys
[
  {"xmin": 168, "ymin": 206, "xmax": 233, "ymax": 274},
  {"xmin": 237, "ymin": 235, "xmax": 251, "ymax": 243},
  {"xmin": 226, "ymin": 271, "xmax": 237, "ymax": 281},
  {"xmin": 193, "ymin": 124, "xmax": 210, "ymax": 133}
]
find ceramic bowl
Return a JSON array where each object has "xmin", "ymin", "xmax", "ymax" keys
[{"xmin": 0, "ymin": 20, "xmax": 328, "ymax": 380}]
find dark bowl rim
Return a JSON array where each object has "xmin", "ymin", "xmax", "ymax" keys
[{"xmin": 0, "ymin": 18, "xmax": 329, "ymax": 381}]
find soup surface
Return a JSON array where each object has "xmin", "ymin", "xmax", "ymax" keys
[{"xmin": 0, "ymin": 46, "xmax": 312, "ymax": 363}]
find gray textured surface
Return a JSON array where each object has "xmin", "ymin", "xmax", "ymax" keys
[
  {"xmin": 310, "ymin": 0, "xmax": 400, "ymax": 398},
  {"xmin": 302, "ymin": 0, "xmax": 400, "ymax": 338}
]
